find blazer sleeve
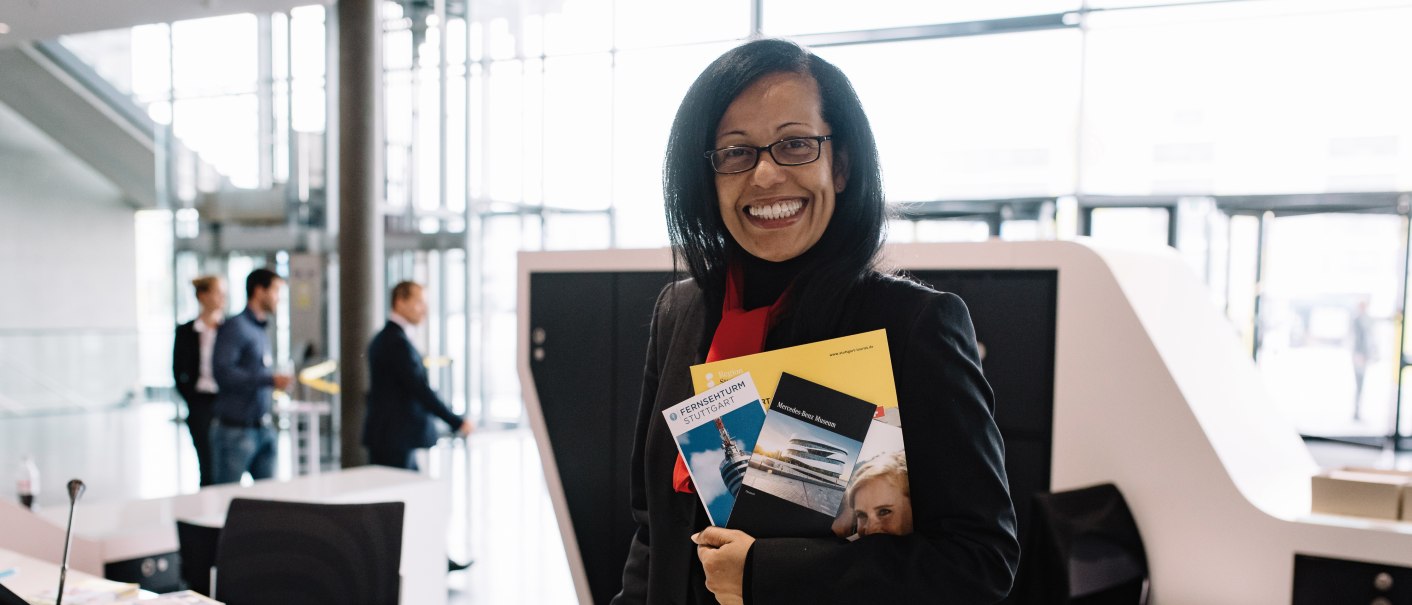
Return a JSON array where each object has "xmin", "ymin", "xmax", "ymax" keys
[
  {"xmin": 745, "ymin": 292, "xmax": 1020, "ymax": 604},
  {"xmin": 391, "ymin": 339, "xmax": 463, "ymax": 430},
  {"xmin": 610, "ymin": 286, "xmax": 670, "ymax": 605},
  {"xmin": 173, "ymin": 323, "xmax": 197, "ymax": 403},
  {"xmin": 212, "ymin": 323, "xmax": 273, "ymax": 393}
]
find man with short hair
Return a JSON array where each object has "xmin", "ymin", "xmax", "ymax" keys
[
  {"xmin": 363, "ymin": 280, "xmax": 473, "ymax": 471},
  {"xmin": 210, "ymin": 268, "xmax": 293, "ymax": 485}
]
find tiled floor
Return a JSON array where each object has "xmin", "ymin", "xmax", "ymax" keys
[{"xmin": 1, "ymin": 401, "xmax": 576, "ymax": 604}]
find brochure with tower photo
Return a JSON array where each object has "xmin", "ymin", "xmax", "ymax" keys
[
  {"xmin": 661, "ymin": 373, "xmax": 767, "ymax": 525},
  {"xmin": 727, "ymin": 372, "xmax": 878, "ymax": 538}
]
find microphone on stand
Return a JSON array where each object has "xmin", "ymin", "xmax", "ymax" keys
[{"xmin": 55, "ymin": 479, "xmax": 84, "ymax": 605}]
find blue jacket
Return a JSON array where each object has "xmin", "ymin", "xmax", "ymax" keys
[
  {"xmin": 212, "ymin": 307, "xmax": 275, "ymax": 424},
  {"xmin": 362, "ymin": 321, "xmax": 463, "ymax": 451}
]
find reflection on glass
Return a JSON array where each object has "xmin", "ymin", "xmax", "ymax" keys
[
  {"xmin": 763, "ymin": 0, "xmax": 1078, "ymax": 35},
  {"xmin": 546, "ymin": 214, "xmax": 612, "ymax": 250},
  {"xmin": 544, "ymin": 0, "xmax": 613, "ymax": 55},
  {"xmin": 484, "ymin": 60, "xmax": 531, "ymax": 204},
  {"xmin": 386, "ymin": 70, "xmax": 413, "ymax": 208},
  {"xmin": 1088, "ymin": 207, "xmax": 1170, "ymax": 249},
  {"xmin": 613, "ymin": 44, "xmax": 730, "ymax": 249},
  {"xmin": 172, "ymin": 14, "xmax": 258, "ymax": 96},
  {"xmin": 290, "ymin": 6, "xmax": 326, "ymax": 79},
  {"xmin": 1257, "ymin": 213, "xmax": 1403, "ymax": 438},
  {"xmin": 1083, "ymin": 4, "xmax": 1412, "ymax": 195},
  {"xmin": 1000, "ymin": 220, "xmax": 1042, "ymax": 241},
  {"xmin": 815, "ymin": 31, "xmax": 1080, "ymax": 201},
  {"xmin": 545, "ymin": 54, "xmax": 612, "ymax": 210},
  {"xmin": 1226, "ymin": 214, "xmax": 1261, "ymax": 354},
  {"xmin": 173, "ymin": 94, "xmax": 260, "ymax": 188},
  {"xmin": 615, "ymin": 0, "xmax": 750, "ymax": 49},
  {"xmin": 917, "ymin": 220, "xmax": 991, "ymax": 243},
  {"xmin": 60, "ymin": 29, "xmax": 138, "ymax": 96},
  {"xmin": 478, "ymin": 216, "xmax": 534, "ymax": 423}
]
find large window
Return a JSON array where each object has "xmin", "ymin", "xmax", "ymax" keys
[
  {"xmin": 59, "ymin": 0, "xmax": 1412, "ymax": 439},
  {"xmin": 816, "ymin": 30, "xmax": 1082, "ymax": 201},
  {"xmin": 1082, "ymin": 2, "xmax": 1412, "ymax": 195},
  {"xmin": 1257, "ymin": 213, "xmax": 1405, "ymax": 438}
]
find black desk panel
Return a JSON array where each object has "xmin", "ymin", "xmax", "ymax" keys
[{"xmin": 529, "ymin": 269, "xmax": 1057, "ymax": 604}]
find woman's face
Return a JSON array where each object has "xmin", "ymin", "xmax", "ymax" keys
[
  {"xmin": 197, "ymin": 280, "xmax": 227, "ymax": 315},
  {"xmin": 852, "ymin": 478, "xmax": 913, "ymax": 537},
  {"xmin": 713, "ymin": 71, "xmax": 846, "ymax": 262}
]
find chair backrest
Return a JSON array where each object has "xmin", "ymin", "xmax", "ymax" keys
[
  {"xmin": 213, "ymin": 498, "xmax": 405, "ymax": 605},
  {"xmin": 1011, "ymin": 483, "xmax": 1150, "ymax": 605},
  {"xmin": 175, "ymin": 520, "xmax": 222, "ymax": 596}
]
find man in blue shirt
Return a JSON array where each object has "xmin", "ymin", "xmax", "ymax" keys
[{"xmin": 210, "ymin": 268, "xmax": 293, "ymax": 485}]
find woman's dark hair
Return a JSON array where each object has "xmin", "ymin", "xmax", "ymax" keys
[{"xmin": 663, "ymin": 38, "xmax": 885, "ymax": 343}]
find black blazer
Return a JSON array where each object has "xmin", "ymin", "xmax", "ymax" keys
[
  {"xmin": 362, "ymin": 321, "xmax": 463, "ymax": 451},
  {"xmin": 613, "ymin": 273, "xmax": 1020, "ymax": 605},
  {"xmin": 173, "ymin": 319, "xmax": 201, "ymax": 404}
]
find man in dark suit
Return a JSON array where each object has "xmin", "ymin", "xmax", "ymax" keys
[
  {"xmin": 363, "ymin": 281, "xmax": 473, "ymax": 471},
  {"xmin": 173, "ymin": 275, "xmax": 226, "ymax": 487},
  {"xmin": 210, "ymin": 268, "xmax": 293, "ymax": 485}
]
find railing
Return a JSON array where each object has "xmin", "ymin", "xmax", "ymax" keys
[{"xmin": 0, "ymin": 330, "xmax": 140, "ymax": 416}]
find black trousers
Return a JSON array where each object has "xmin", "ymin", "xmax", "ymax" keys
[
  {"xmin": 368, "ymin": 446, "xmax": 418, "ymax": 471},
  {"xmin": 184, "ymin": 392, "xmax": 217, "ymax": 486}
]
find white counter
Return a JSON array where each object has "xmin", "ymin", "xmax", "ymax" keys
[{"xmin": 0, "ymin": 467, "xmax": 449, "ymax": 605}]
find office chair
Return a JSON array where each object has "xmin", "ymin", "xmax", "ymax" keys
[
  {"xmin": 212, "ymin": 498, "xmax": 405, "ymax": 605},
  {"xmin": 1011, "ymin": 482, "xmax": 1150, "ymax": 605},
  {"xmin": 175, "ymin": 520, "xmax": 221, "ymax": 596}
]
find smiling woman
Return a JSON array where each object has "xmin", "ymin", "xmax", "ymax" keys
[
  {"xmin": 614, "ymin": 39, "xmax": 1019, "ymax": 605},
  {"xmin": 710, "ymin": 72, "xmax": 842, "ymax": 263}
]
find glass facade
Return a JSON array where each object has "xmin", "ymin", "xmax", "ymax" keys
[{"xmin": 36, "ymin": 0, "xmax": 1412, "ymax": 444}]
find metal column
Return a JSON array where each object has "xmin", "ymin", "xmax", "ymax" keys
[{"xmin": 337, "ymin": 0, "xmax": 383, "ymax": 468}]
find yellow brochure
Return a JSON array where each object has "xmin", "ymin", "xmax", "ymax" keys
[{"xmin": 689, "ymin": 329, "xmax": 896, "ymax": 409}]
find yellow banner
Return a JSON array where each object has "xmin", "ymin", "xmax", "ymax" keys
[
  {"xmin": 689, "ymin": 329, "xmax": 895, "ymax": 408},
  {"xmin": 298, "ymin": 360, "xmax": 340, "ymax": 395}
]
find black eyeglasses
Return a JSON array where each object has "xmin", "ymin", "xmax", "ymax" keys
[{"xmin": 704, "ymin": 135, "xmax": 833, "ymax": 175}]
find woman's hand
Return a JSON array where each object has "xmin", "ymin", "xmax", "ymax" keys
[{"xmin": 693, "ymin": 527, "xmax": 756, "ymax": 605}]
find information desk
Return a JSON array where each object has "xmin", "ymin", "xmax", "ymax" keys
[
  {"xmin": 0, "ymin": 547, "xmax": 155, "ymax": 602},
  {"xmin": 520, "ymin": 242, "xmax": 1412, "ymax": 604},
  {"xmin": 0, "ymin": 467, "xmax": 448, "ymax": 605}
]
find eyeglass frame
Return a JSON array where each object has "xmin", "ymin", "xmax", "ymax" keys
[{"xmin": 703, "ymin": 135, "xmax": 834, "ymax": 175}]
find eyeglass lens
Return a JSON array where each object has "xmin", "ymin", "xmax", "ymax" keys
[{"xmin": 711, "ymin": 138, "xmax": 822, "ymax": 173}]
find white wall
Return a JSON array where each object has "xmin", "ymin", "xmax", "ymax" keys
[
  {"xmin": 0, "ymin": 101, "xmax": 136, "ymax": 332},
  {"xmin": 0, "ymin": 100, "xmax": 140, "ymax": 414}
]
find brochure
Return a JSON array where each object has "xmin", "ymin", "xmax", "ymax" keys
[
  {"xmin": 834, "ymin": 419, "xmax": 906, "ymax": 540},
  {"xmin": 661, "ymin": 373, "xmax": 767, "ymax": 525},
  {"xmin": 689, "ymin": 330, "xmax": 897, "ymax": 426},
  {"xmin": 726, "ymin": 373, "xmax": 878, "ymax": 538}
]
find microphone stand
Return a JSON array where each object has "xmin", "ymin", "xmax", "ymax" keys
[{"xmin": 55, "ymin": 479, "xmax": 84, "ymax": 605}]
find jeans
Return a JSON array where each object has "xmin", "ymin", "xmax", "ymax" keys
[
  {"xmin": 183, "ymin": 393, "xmax": 217, "ymax": 486},
  {"xmin": 209, "ymin": 421, "xmax": 276, "ymax": 485}
]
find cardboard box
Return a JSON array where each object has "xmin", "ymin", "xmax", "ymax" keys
[
  {"xmin": 1310, "ymin": 469, "xmax": 1410, "ymax": 521},
  {"xmin": 1343, "ymin": 467, "xmax": 1412, "ymax": 520}
]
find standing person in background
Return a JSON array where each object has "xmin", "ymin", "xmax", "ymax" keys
[
  {"xmin": 364, "ymin": 281, "xmax": 477, "ymax": 573},
  {"xmin": 210, "ymin": 268, "xmax": 292, "ymax": 485},
  {"xmin": 1351, "ymin": 299, "xmax": 1373, "ymax": 421},
  {"xmin": 173, "ymin": 275, "xmax": 227, "ymax": 487},
  {"xmin": 363, "ymin": 281, "xmax": 473, "ymax": 471}
]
